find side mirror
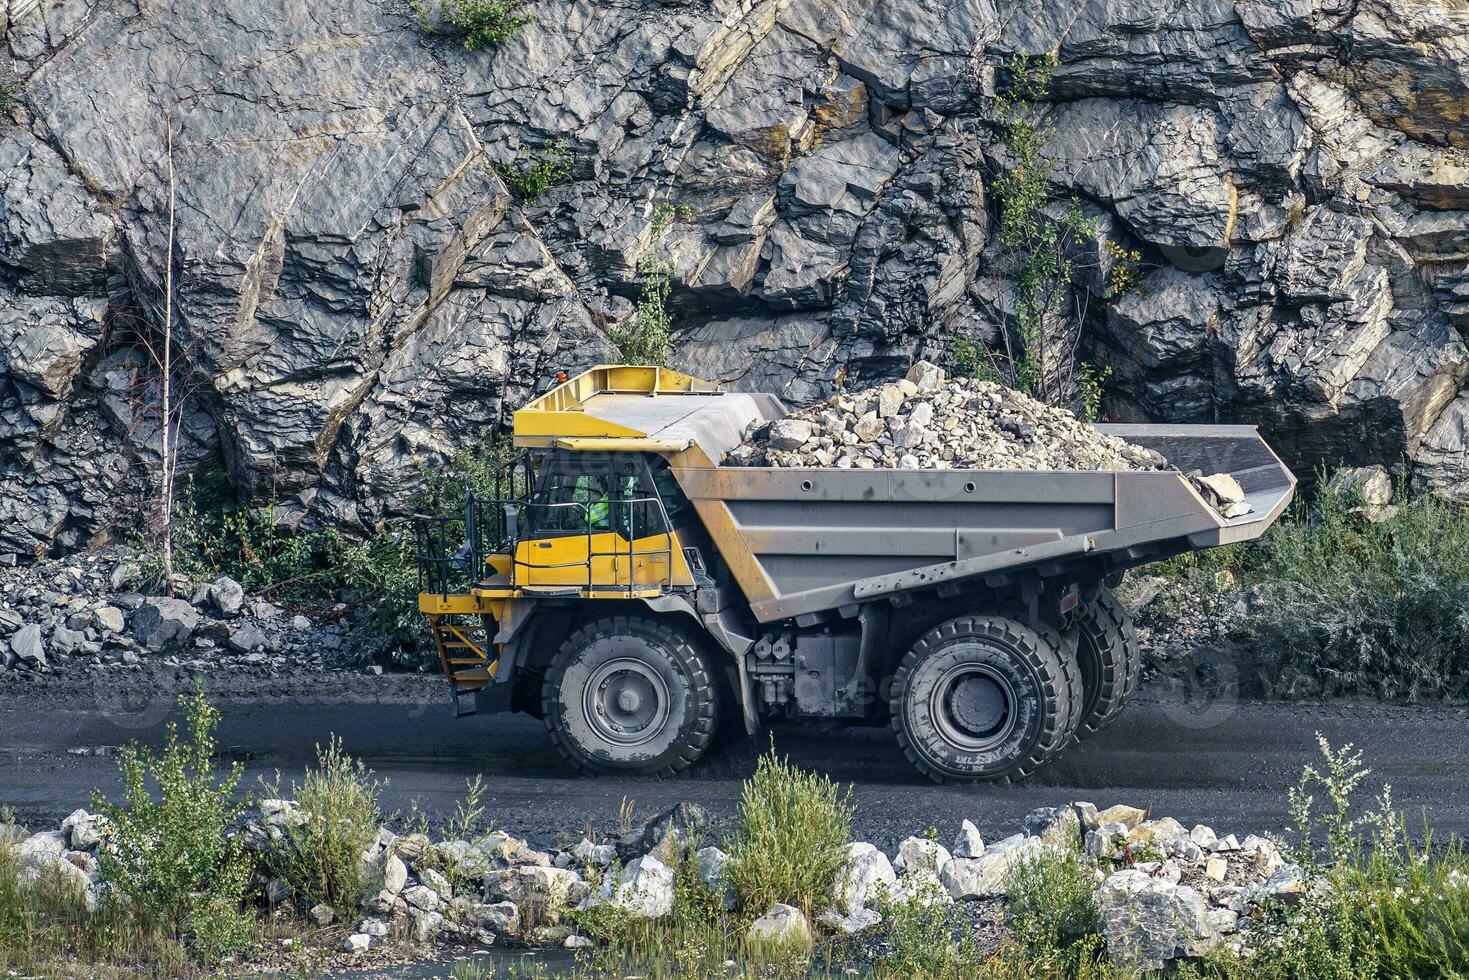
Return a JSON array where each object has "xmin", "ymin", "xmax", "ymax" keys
[{"xmin": 503, "ymin": 503, "xmax": 519, "ymax": 543}]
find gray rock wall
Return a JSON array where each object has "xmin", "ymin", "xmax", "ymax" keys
[{"xmin": 2, "ymin": 0, "xmax": 1468, "ymax": 560}]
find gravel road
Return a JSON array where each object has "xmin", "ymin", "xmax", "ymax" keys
[{"xmin": 3, "ymin": 670, "xmax": 1466, "ymax": 849}]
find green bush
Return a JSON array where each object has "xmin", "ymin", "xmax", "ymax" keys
[
  {"xmin": 417, "ymin": 0, "xmax": 530, "ymax": 50},
  {"xmin": 94, "ymin": 687, "xmax": 253, "ymax": 962},
  {"xmin": 1004, "ymin": 844, "xmax": 1105, "ymax": 972},
  {"xmin": 494, "ymin": 141, "xmax": 572, "ymax": 201},
  {"xmin": 169, "ymin": 473, "xmax": 347, "ymax": 605},
  {"xmin": 608, "ymin": 204, "xmax": 681, "ymax": 367},
  {"xmin": 1352, "ymin": 825, "xmax": 1469, "ymax": 977},
  {"xmin": 1239, "ymin": 481, "xmax": 1469, "ymax": 698},
  {"xmin": 726, "ymin": 747, "xmax": 852, "ymax": 916},
  {"xmin": 261, "ymin": 737, "xmax": 385, "ymax": 914}
]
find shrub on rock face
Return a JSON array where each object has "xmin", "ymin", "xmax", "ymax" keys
[
  {"xmin": 93, "ymin": 687, "xmax": 252, "ymax": 962},
  {"xmin": 726, "ymin": 747, "xmax": 852, "ymax": 916},
  {"xmin": 260, "ymin": 737, "xmax": 385, "ymax": 914}
]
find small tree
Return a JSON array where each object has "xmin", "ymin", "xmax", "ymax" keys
[
  {"xmin": 968, "ymin": 54, "xmax": 1139, "ymax": 418},
  {"xmin": 608, "ymin": 204, "xmax": 681, "ymax": 366},
  {"xmin": 94, "ymin": 687, "xmax": 252, "ymax": 961}
]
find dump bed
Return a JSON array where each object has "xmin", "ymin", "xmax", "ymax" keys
[
  {"xmin": 512, "ymin": 367, "xmax": 1296, "ymax": 624},
  {"xmin": 674, "ymin": 425, "xmax": 1294, "ymax": 623}
]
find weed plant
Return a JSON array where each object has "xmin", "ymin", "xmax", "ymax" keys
[
  {"xmin": 726, "ymin": 746, "xmax": 852, "ymax": 916},
  {"xmin": 260, "ymin": 737, "xmax": 386, "ymax": 914}
]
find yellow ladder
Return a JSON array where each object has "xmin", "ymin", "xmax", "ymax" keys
[{"xmin": 427, "ymin": 615, "xmax": 497, "ymax": 716}]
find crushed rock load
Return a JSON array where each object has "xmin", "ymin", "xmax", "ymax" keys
[
  {"xmin": 725, "ymin": 361, "xmax": 1169, "ymax": 473},
  {"xmin": 725, "ymin": 361, "xmax": 1254, "ymax": 519}
]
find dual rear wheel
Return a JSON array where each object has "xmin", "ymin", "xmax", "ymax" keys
[{"xmin": 889, "ymin": 589, "xmax": 1138, "ymax": 783}]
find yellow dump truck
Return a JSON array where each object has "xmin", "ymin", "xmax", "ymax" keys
[{"xmin": 415, "ymin": 366, "xmax": 1294, "ymax": 782}]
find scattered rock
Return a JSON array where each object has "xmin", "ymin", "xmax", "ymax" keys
[
  {"xmin": 342, "ymin": 933, "xmax": 372, "ymax": 953},
  {"xmin": 615, "ymin": 802, "xmax": 709, "ymax": 862},
  {"xmin": 130, "ymin": 598, "xmax": 199, "ymax": 651},
  {"xmin": 309, "ymin": 904, "xmax": 335, "ymax": 927},
  {"xmin": 696, "ymin": 845, "xmax": 736, "ymax": 909},
  {"xmin": 818, "ymin": 906, "xmax": 882, "ymax": 934},
  {"xmin": 1099, "ymin": 869, "xmax": 1218, "ymax": 970},
  {"xmin": 227, "ymin": 623, "xmax": 267, "ymax": 653},
  {"xmin": 833, "ymin": 842, "xmax": 897, "ymax": 915},
  {"xmin": 941, "ymin": 834, "xmax": 1054, "ymax": 900},
  {"xmin": 746, "ymin": 903, "xmax": 812, "ymax": 953},
  {"xmin": 894, "ymin": 836, "xmax": 952, "ymax": 875},
  {"xmin": 92, "ymin": 606, "xmax": 124, "ymax": 633},
  {"xmin": 571, "ymin": 837, "xmax": 616, "ymax": 867},
  {"xmin": 208, "ymin": 576, "xmax": 245, "ymax": 616},
  {"xmin": 583, "ymin": 854, "xmax": 675, "ymax": 918},
  {"xmin": 953, "ymin": 819, "xmax": 985, "ymax": 859},
  {"xmin": 11, "ymin": 624, "xmax": 46, "ymax": 668},
  {"xmin": 61, "ymin": 809, "xmax": 106, "ymax": 851}
]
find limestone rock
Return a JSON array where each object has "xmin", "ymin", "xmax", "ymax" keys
[
  {"xmin": 833, "ymin": 842, "xmax": 897, "ymax": 915},
  {"xmin": 1099, "ymin": 869, "xmax": 1219, "ymax": 970},
  {"xmin": 746, "ymin": 903, "xmax": 812, "ymax": 951},
  {"xmin": 940, "ymin": 833, "xmax": 1053, "ymax": 900},
  {"xmin": 581, "ymin": 854, "xmax": 674, "ymax": 919},
  {"xmin": 952, "ymin": 820, "xmax": 984, "ymax": 859}
]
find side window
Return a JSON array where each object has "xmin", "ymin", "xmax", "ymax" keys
[
  {"xmin": 613, "ymin": 462, "xmax": 668, "ymax": 540},
  {"xmin": 532, "ymin": 470, "xmax": 613, "ymax": 535},
  {"xmin": 651, "ymin": 463, "xmax": 691, "ymax": 527}
]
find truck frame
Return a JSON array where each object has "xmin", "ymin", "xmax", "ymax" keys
[{"xmin": 415, "ymin": 366, "xmax": 1295, "ymax": 782}]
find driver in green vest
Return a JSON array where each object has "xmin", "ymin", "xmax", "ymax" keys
[{"xmin": 585, "ymin": 482, "xmax": 611, "ymax": 532}]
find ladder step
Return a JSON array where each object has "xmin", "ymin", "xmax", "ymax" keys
[{"xmin": 453, "ymin": 689, "xmax": 479, "ymax": 718}]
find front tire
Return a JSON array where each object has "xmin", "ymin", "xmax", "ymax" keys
[
  {"xmin": 890, "ymin": 615, "xmax": 1079, "ymax": 784},
  {"xmin": 542, "ymin": 616, "xmax": 719, "ymax": 776}
]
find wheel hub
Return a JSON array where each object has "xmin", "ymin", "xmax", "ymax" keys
[
  {"xmin": 583, "ymin": 658, "xmax": 671, "ymax": 747},
  {"xmin": 930, "ymin": 661, "xmax": 1018, "ymax": 752},
  {"xmin": 949, "ymin": 675, "xmax": 1007, "ymax": 733}
]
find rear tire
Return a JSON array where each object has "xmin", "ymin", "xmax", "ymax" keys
[
  {"xmin": 542, "ymin": 616, "xmax": 719, "ymax": 776},
  {"xmin": 890, "ymin": 615, "xmax": 1079, "ymax": 784},
  {"xmin": 1072, "ymin": 589, "xmax": 1140, "ymax": 738}
]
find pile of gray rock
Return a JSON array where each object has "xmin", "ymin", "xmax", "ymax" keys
[
  {"xmin": 247, "ymin": 801, "xmax": 718, "ymax": 955},
  {"xmin": 0, "ymin": 547, "xmax": 357, "ymax": 677},
  {"xmin": 2, "ymin": 793, "xmax": 1312, "ymax": 972},
  {"xmin": 725, "ymin": 362, "xmax": 1169, "ymax": 473}
]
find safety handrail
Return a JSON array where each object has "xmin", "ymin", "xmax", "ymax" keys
[
  {"xmin": 508, "ymin": 497, "xmax": 676, "ymax": 593},
  {"xmin": 414, "ymin": 492, "xmax": 678, "ymax": 597}
]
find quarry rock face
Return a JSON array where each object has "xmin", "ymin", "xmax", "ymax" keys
[{"xmin": 2, "ymin": 0, "xmax": 1468, "ymax": 560}]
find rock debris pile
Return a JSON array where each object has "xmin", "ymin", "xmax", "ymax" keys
[
  {"xmin": 0, "ymin": 797, "xmax": 1309, "ymax": 972},
  {"xmin": 726, "ymin": 362, "xmax": 1168, "ymax": 473},
  {"xmin": 0, "ymin": 547, "xmax": 359, "ymax": 678}
]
